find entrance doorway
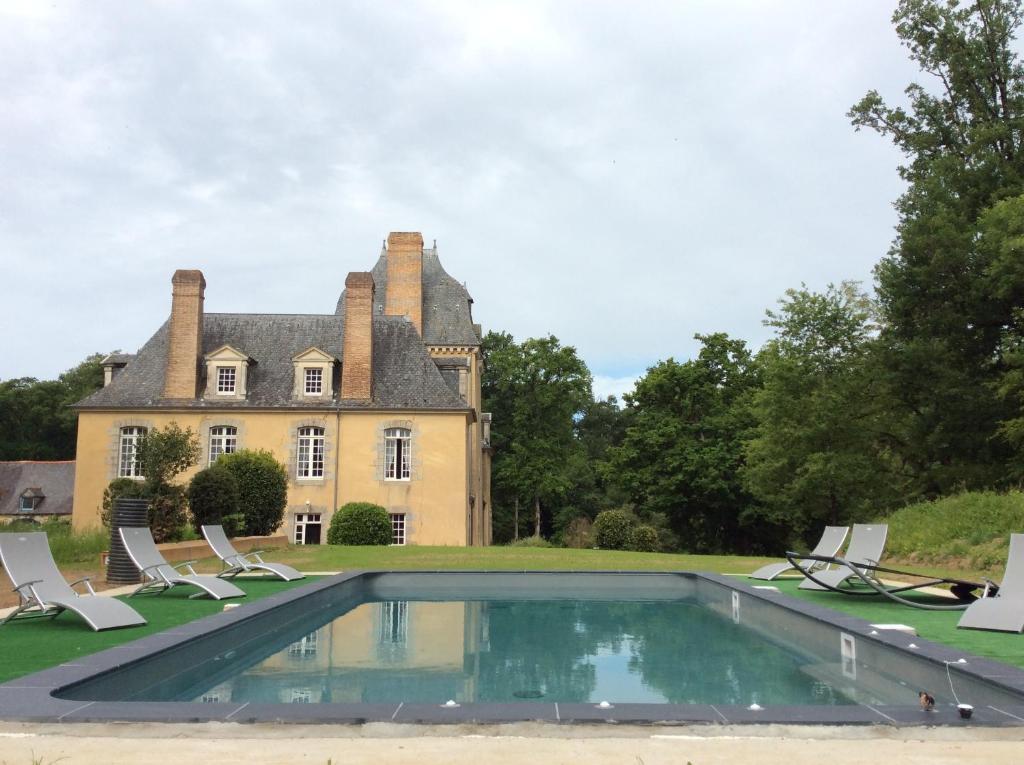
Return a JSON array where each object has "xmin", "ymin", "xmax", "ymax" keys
[{"xmin": 294, "ymin": 513, "xmax": 322, "ymax": 545}]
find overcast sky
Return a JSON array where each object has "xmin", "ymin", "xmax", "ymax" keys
[{"xmin": 0, "ymin": 0, "xmax": 920, "ymax": 401}]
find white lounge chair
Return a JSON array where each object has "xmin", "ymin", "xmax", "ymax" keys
[
  {"xmin": 0, "ymin": 532, "xmax": 146, "ymax": 631},
  {"xmin": 798, "ymin": 524, "xmax": 888, "ymax": 591},
  {"xmin": 119, "ymin": 527, "xmax": 245, "ymax": 600},
  {"xmin": 958, "ymin": 534, "xmax": 1024, "ymax": 633},
  {"xmin": 201, "ymin": 524, "xmax": 304, "ymax": 582},
  {"xmin": 749, "ymin": 526, "xmax": 849, "ymax": 581}
]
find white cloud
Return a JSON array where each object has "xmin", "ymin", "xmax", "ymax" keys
[
  {"xmin": 0, "ymin": 0, "xmax": 916, "ymax": 388},
  {"xmin": 592, "ymin": 374, "xmax": 640, "ymax": 404}
]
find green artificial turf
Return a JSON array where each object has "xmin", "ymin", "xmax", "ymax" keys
[
  {"xmin": 767, "ymin": 577, "xmax": 1024, "ymax": 669},
  {"xmin": 0, "ymin": 577, "xmax": 312, "ymax": 684}
]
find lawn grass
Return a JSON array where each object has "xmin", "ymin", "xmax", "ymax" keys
[
  {"xmin": 264, "ymin": 542, "xmax": 781, "ymax": 575},
  {"xmin": 768, "ymin": 577, "xmax": 1024, "ymax": 669},
  {"xmin": 0, "ymin": 577, "xmax": 311, "ymax": 684}
]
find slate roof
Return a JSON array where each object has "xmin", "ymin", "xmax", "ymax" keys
[
  {"xmin": 335, "ymin": 246, "xmax": 480, "ymax": 346},
  {"xmin": 76, "ymin": 314, "xmax": 468, "ymax": 411},
  {"xmin": 0, "ymin": 461, "xmax": 75, "ymax": 517}
]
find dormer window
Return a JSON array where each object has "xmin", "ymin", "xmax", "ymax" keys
[
  {"xmin": 291, "ymin": 347, "xmax": 337, "ymax": 400},
  {"xmin": 217, "ymin": 366, "xmax": 236, "ymax": 394},
  {"xmin": 19, "ymin": 494, "xmax": 41, "ymax": 513},
  {"xmin": 203, "ymin": 345, "xmax": 252, "ymax": 401},
  {"xmin": 304, "ymin": 367, "xmax": 323, "ymax": 395}
]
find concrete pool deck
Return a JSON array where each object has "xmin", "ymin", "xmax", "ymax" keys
[{"xmin": 1, "ymin": 721, "xmax": 1023, "ymax": 764}]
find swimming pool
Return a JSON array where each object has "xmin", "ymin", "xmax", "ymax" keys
[{"xmin": 4, "ymin": 571, "xmax": 1024, "ymax": 725}]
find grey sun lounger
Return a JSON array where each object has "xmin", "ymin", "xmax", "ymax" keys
[
  {"xmin": 119, "ymin": 527, "xmax": 245, "ymax": 600},
  {"xmin": 958, "ymin": 533, "xmax": 1024, "ymax": 633},
  {"xmin": 0, "ymin": 532, "xmax": 146, "ymax": 631},
  {"xmin": 748, "ymin": 526, "xmax": 848, "ymax": 581},
  {"xmin": 201, "ymin": 524, "xmax": 304, "ymax": 582},
  {"xmin": 798, "ymin": 523, "xmax": 888, "ymax": 591}
]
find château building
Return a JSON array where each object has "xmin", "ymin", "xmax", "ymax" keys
[{"xmin": 71, "ymin": 232, "xmax": 492, "ymax": 545}]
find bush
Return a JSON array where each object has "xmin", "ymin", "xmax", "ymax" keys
[
  {"xmin": 627, "ymin": 525, "xmax": 660, "ymax": 552},
  {"xmin": 506, "ymin": 536, "xmax": 554, "ymax": 548},
  {"xmin": 149, "ymin": 485, "xmax": 188, "ymax": 543},
  {"xmin": 593, "ymin": 509, "xmax": 637, "ymax": 550},
  {"xmin": 187, "ymin": 466, "xmax": 241, "ymax": 535},
  {"xmin": 221, "ymin": 513, "xmax": 247, "ymax": 537},
  {"xmin": 217, "ymin": 450, "xmax": 289, "ymax": 536},
  {"xmin": 561, "ymin": 516, "xmax": 594, "ymax": 549},
  {"xmin": 327, "ymin": 502, "xmax": 392, "ymax": 545}
]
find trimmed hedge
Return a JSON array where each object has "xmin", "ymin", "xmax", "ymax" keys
[
  {"xmin": 628, "ymin": 525, "xmax": 660, "ymax": 552},
  {"xmin": 593, "ymin": 509, "xmax": 637, "ymax": 550},
  {"xmin": 217, "ymin": 450, "xmax": 289, "ymax": 536},
  {"xmin": 327, "ymin": 502, "xmax": 392, "ymax": 545},
  {"xmin": 187, "ymin": 466, "xmax": 240, "ymax": 535}
]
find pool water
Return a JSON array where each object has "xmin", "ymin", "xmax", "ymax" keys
[{"xmin": 187, "ymin": 598, "xmax": 849, "ymax": 706}]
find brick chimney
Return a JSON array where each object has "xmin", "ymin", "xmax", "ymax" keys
[
  {"xmin": 162, "ymin": 269, "xmax": 205, "ymax": 399},
  {"xmin": 384, "ymin": 231, "xmax": 423, "ymax": 335},
  {"xmin": 341, "ymin": 271, "xmax": 374, "ymax": 400}
]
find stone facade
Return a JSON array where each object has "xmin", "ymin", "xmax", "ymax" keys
[{"xmin": 72, "ymin": 233, "xmax": 492, "ymax": 546}]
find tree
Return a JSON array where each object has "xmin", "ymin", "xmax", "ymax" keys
[
  {"xmin": 217, "ymin": 449, "xmax": 289, "ymax": 536},
  {"xmin": 0, "ymin": 353, "xmax": 106, "ymax": 460},
  {"xmin": 134, "ymin": 422, "xmax": 200, "ymax": 541},
  {"xmin": 136, "ymin": 422, "xmax": 200, "ymax": 490},
  {"xmin": 609, "ymin": 333, "xmax": 762, "ymax": 553},
  {"xmin": 849, "ymin": 0, "xmax": 1024, "ymax": 494},
  {"xmin": 742, "ymin": 284, "xmax": 897, "ymax": 544},
  {"xmin": 481, "ymin": 332, "xmax": 593, "ymax": 540}
]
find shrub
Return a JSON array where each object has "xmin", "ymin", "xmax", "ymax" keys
[
  {"xmin": 221, "ymin": 513, "xmax": 247, "ymax": 537},
  {"xmin": 327, "ymin": 502, "xmax": 392, "ymax": 545},
  {"xmin": 187, "ymin": 466, "xmax": 240, "ymax": 535},
  {"xmin": 149, "ymin": 485, "xmax": 188, "ymax": 543},
  {"xmin": 507, "ymin": 536, "xmax": 554, "ymax": 548},
  {"xmin": 562, "ymin": 516, "xmax": 594, "ymax": 549},
  {"xmin": 593, "ymin": 509, "xmax": 637, "ymax": 550},
  {"xmin": 217, "ymin": 450, "xmax": 289, "ymax": 536},
  {"xmin": 627, "ymin": 525, "xmax": 660, "ymax": 552}
]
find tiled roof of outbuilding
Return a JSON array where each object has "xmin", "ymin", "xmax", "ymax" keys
[
  {"xmin": 335, "ymin": 246, "xmax": 480, "ymax": 346},
  {"xmin": 0, "ymin": 461, "xmax": 75, "ymax": 517},
  {"xmin": 76, "ymin": 314, "xmax": 467, "ymax": 411}
]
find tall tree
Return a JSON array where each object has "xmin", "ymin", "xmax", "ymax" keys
[
  {"xmin": 850, "ymin": 0, "xmax": 1024, "ymax": 493},
  {"xmin": 742, "ymin": 283, "xmax": 898, "ymax": 545},
  {"xmin": 0, "ymin": 353, "xmax": 106, "ymax": 460},
  {"xmin": 609, "ymin": 333, "xmax": 762, "ymax": 553},
  {"xmin": 481, "ymin": 332, "xmax": 593, "ymax": 540}
]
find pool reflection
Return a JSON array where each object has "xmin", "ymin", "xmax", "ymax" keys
[{"xmin": 191, "ymin": 599, "xmax": 850, "ymax": 706}]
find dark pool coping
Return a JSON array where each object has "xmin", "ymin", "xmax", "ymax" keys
[{"xmin": 2, "ymin": 570, "xmax": 1024, "ymax": 726}]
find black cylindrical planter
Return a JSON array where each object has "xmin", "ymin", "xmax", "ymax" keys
[{"xmin": 108, "ymin": 497, "xmax": 149, "ymax": 584}]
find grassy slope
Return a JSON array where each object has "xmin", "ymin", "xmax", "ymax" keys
[{"xmin": 882, "ymin": 490, "xmax": 1024, "ymax": 575}]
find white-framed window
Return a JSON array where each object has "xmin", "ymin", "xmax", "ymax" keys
[
  {"xmin": 384, "ymin": 427, "xmax": 411, "ymax": 480},
  {"xmin": 19, "ymin": 496, "xmax": 38, "ymax": 513},
  {"xmin": 118, "ymin": 426, "xmax": 147, "ymax": 478},
  {"xmin": 296, "ymin": 426, "xmax": 325, "ymax": 479},
  {"xmin": 378, "ymin": 601, "xmax": 408, "ymax": 644},
  {"xmin": 390, "ymin": 513, "xmax": 406, "ymax": 546},
  {"xmin": 287, "ymin": 630, "xmax": 319, "ymax": 658},
  {"xmin": 208, "ymin": 425, "xmax": 238, "ymax": 466},
  {"xmin": 216, "ymin": 366, "xmax": 236, "ymax": 394},
  {"xmin": 294, "ymin": 513, "xmax": 322, "ymax": 545},
  {"xmin": 304, "ymin": 367, "xmax": 323, "ymax": 395}
]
